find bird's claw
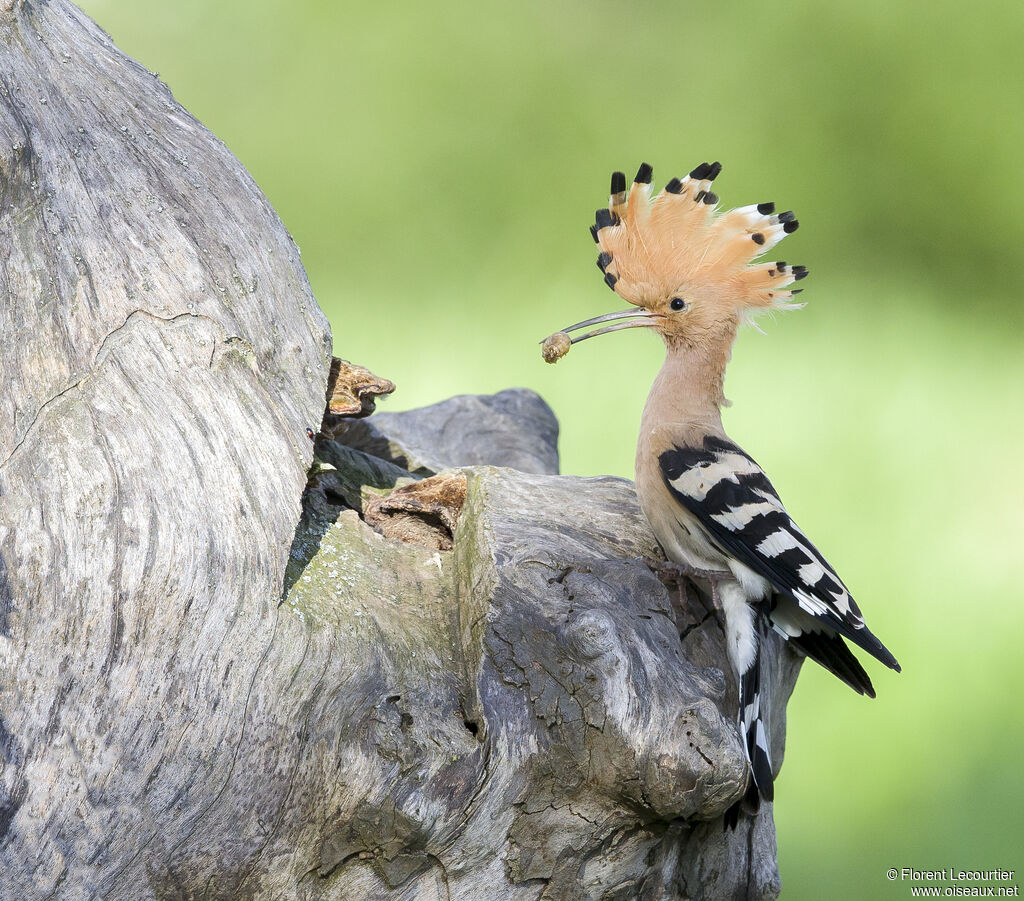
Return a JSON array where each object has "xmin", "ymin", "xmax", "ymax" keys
[
  {"xmin": 641, "ymin": 556, "xmax": 731, "ymax": 585},
  {"xmin": 640, "ymin": 556, "xmax": 730, "ymax": 634}
]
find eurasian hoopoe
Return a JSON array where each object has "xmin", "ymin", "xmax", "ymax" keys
[{"xmin": 542, "ymin": 161, "xmax": 900, "ymax": 819}]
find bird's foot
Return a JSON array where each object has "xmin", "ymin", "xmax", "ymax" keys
[
  {"xmin": 642, "ymin": 556, "xmax": 731, "ymax": 585},
  {"xmin": 641, "ymin": 557, "xmax": 730, "ymax": 633}
]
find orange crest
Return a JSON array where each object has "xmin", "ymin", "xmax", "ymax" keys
[{"xmin": 592, "ymin": 162, "xmax": 807, "ymax": 320}]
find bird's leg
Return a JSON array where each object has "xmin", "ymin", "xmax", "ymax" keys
[
  {"xmin": 702, "ymin": 577, "xmax": 728, "ymax": 634},
  {"xmin": 645, "ymin": 557, "xmax": 731, "ymax": 584},
  {"xmin": 642, "ymin": 556, "xmax": 730, "ymax": 632}
]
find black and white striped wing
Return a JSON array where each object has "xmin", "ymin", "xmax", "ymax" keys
[{"xmin": 659, "ymin": 436, "xmax": 900, "ymax": 671}]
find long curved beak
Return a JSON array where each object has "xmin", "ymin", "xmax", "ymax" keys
[{"xmin": 547, "ymin": 308, "xmax": 662, "ymax": 345}]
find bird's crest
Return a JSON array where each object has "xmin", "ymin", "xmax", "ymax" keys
[{"xmin": 592, "ymin": 162, "xmax": 807, "ymax": 320}]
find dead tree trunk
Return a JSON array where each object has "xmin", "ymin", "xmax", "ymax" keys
[{"xmin": 0, "ymin": 2, "xmax": 799, "ymax": 898}]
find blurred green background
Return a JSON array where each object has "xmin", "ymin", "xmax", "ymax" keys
[{"xmin": 79, "ymin": 0, "xmax": 1023, "ymax": 895}]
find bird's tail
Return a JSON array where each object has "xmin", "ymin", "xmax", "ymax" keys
[
  {"xmin": 788, "ymin": 628, "xmax": 876, "ymax": 697},
  {"xmin": 725, "ymin": 617, "xmax": 774, "ymax": 829}
]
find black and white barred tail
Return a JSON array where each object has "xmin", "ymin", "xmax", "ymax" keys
[{"xmin": 725, "ymin": 612, "xmax": 775, "ymax": 828}]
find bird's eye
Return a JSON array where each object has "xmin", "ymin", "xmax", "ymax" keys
[{"xmin": 669, "ymin": 297, "xmax": 688, "ymax": 312}]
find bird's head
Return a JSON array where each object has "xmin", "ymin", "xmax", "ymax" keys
[{"xmin": 542, "ymin": 161, "xmax": 807, "ymax": 361}]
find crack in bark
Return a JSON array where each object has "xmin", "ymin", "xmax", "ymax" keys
[
  {"xmin": 238, "ymin": 626, "xmax": 337, "ymax": 893},
  {"xmin": 0, "ymin": 308, "xmax": 252, "ymax": 471},
  {"xmin": 679, "ymin": 610, "xmax": 714, "ymax": 643}
]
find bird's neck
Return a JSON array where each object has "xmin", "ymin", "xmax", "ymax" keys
[{"xmin": 639, "ymin": 329, "xmax": 735, "ymax": 444}]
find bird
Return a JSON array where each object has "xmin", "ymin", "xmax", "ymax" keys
[{"xmin": 541, "ymin": 160, "xmax": 900, "ymax": 821}]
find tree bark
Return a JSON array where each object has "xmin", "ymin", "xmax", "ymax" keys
[{"xmin": 0, "ymin": 2, "xmax": 799, "ymax": 899}]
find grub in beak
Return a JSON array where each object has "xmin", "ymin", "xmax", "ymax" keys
[{"xmin": 539, "ymin": 308, "xmax": 660, "ymax": 362}]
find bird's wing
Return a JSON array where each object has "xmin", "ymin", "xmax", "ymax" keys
[{"xmin": 659, "ymin": 435, "xmax": 899, "ymax": 671}]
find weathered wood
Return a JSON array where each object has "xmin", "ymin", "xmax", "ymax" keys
[
  {"xmin": 0, "ymin": 3, "xmax": 799, "ymax": 898},
  {"xmin": 291, "ymin": 404, "xmax": 800, "ymax": 900},
  {"xmin": 331, "ymin": 388, "xmax": 561, "ymax": 477},
  {"xmin": 0, "ymin": 0, "xmax": 332, "ymax": 895}
]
